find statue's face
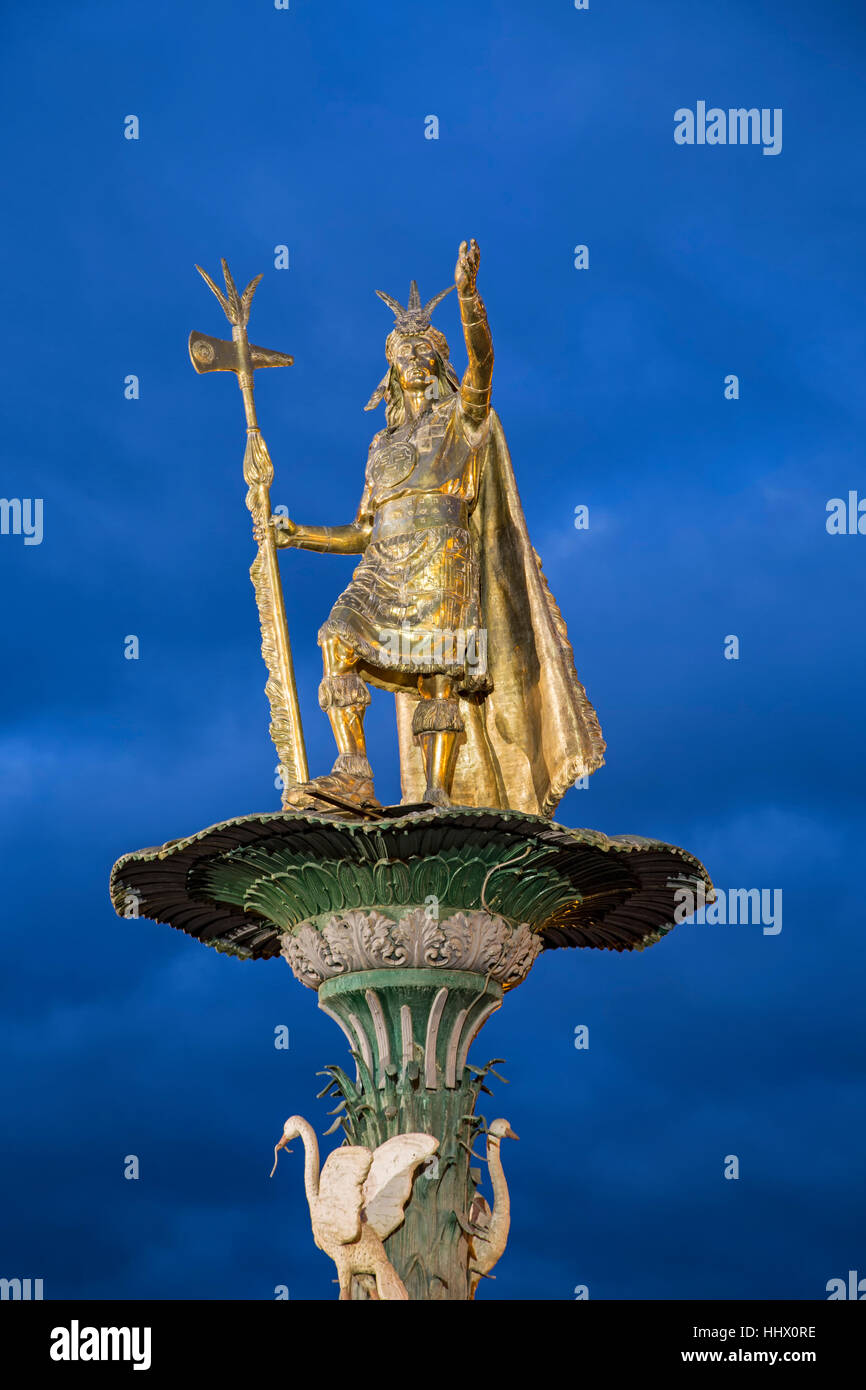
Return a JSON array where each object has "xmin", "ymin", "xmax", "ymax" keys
[{"xmin": 391, "ymin": 334, "xmax": 438, "ymax": 392}]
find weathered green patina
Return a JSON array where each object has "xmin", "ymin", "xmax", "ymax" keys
[
  {"xmin": 110, "ymin": 805, "xmax": 711, "ymax": 957},
  {"xmin": 318, "ymin": 968, "xmax": 503, "ymax": 1300},
  {"xmin": 110, "ymin": 807, "xmax": 711, "ymax": 1299}
]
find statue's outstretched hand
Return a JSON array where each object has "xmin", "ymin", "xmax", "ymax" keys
[{"xmin": 455, "ymin": 238, "xmax": 480, "ymax": 295}]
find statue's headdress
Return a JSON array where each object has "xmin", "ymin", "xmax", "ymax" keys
[
  {"xmin": 364, "ymin": 280, "xmax": 459, "ymax": 413},
  {"xmin": 375, "ymin": 279, "xmax": 453, "ymax": 335}
]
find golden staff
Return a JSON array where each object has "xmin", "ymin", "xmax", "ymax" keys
[{"xmin": 189, "ymin": 260, "xmax": 309, "ymax": 786}]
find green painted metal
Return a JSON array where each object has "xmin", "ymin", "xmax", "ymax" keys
[
  {"xmin": 108, "ymin": 808, "xmax": 714, "ymax": 1299},
  {"xmin": 196, "ymin": 842, "xmax": 575, "ymax": 930},
  {"xmin": 110, "ymin": 806, "xmax": 713, "ymax": 958},
  {"xmin": 318, "ymin": 966, "xmax": 505, "ymax": 1301}
]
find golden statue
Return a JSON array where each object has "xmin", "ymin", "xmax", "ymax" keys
[
  {"xmin": 110, "ymin": 245, "xmax": 712, "ymax": 1304},
  {"xmin": 258, "ymin": 239, "xmax": 605, "ymax": 815},
  {"xmin": 189, "ymin": 241, "xmax": 604, "ymax": 817}
]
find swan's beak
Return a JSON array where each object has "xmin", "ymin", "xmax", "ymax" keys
[
  {"xmin": 269, "ymin": 1134, "xmax": 293, "ymax": 1178},
  {"xmin": 505, "ymin": 1126, "xmax": 519, "ymax": 1141}
]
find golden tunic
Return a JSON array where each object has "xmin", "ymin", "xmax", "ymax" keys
[{"xmin": 319, "ymin": 394, "xmax": 492, "ymax": 693}]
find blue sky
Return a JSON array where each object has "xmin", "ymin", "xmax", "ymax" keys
[{"xmin": 1, "ymin": 0, "xmax": 864, "ymax": 1299}]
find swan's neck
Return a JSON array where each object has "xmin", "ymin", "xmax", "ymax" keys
[
  {"xmin": 295, "ymin": 1118, "xmax": 321, "ymax": 1204},
  {"xmin": 486, "ymin": 1136, "xmax": 510, "ymax": 1244}
]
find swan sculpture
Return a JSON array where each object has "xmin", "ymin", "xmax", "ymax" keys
[
  {"xmin": 467, "ymin": 1117, "xmax": 519, "ymax": 1297},
  {"xmin": 270, "ymin": 1115, "xmax": 438, "ymax": 1300}
]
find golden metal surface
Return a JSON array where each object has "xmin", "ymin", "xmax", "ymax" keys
[
  {"xmin": 190, "ymin": 261, "xmax": 308, "ymax": 785},
  {"xmin": 191, "ymin": 243, "xmax": 604, "ymax": 814},
  {"xmin": 272, "ymin": 240, "xmax": 605, "ymax": 814}
]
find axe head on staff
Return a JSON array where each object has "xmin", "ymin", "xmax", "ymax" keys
[{"xmin": 188, "ymin": 330, "xmax": 293, "ymax": 376}]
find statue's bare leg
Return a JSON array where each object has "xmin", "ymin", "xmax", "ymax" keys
[
  {"xmin": 319, "ymin": 635, "xmax": 369, "ymax": 763},
  {"xmin": 282, "ymin": 635, "xmax": 379, "ymax": 811},
  {"xmin": 414, "ymin": 674, "xmax": 463, "ymax": 808}
]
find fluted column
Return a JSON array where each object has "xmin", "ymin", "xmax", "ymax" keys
[{"xmin": 282, "ymin": 906, "xmax": 540, "ymax": 1299}]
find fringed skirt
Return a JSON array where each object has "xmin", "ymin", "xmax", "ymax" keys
[{"xmin": 318, "ymin": 523, "xmax": 490, "ymax": 693}]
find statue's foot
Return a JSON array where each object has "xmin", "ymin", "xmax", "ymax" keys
[{"xmin": 282, "ymin": 754, "xmax": 381, "ymax": 815}]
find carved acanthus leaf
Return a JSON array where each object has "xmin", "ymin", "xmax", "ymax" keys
[{"xmin": 281, "ymin": 908, "xmax": 542, "ymax": 989}]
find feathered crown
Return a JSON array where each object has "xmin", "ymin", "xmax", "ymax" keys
[
  {"xmin": 375, "ymin": 279, "xmax": 453, "ymax": 334},
  {"xmin": 364, "ymin": 279, "xmax": 458, "ymax": 412}
]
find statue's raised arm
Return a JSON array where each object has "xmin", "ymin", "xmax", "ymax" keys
[{"xmin": 455, "ymin": 238, "xmax": 493, "ymax": 429}]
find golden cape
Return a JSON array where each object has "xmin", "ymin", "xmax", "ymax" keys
[{"xmin": 394, "ymin": 411, "xmax": 605, "ymax": 815}]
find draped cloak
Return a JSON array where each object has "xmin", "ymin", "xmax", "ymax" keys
[{"xmin": 385, "ymin": 409, "xmax": 606, "ymax": 817}]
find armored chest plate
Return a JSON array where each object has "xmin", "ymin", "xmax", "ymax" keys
[{"xmin": 370, "ymin": 441, "xmax": 417, "ymax": 491}]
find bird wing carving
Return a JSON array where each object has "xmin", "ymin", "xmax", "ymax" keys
[
  {"xmin": 362, "ymin": 1134, "xmax": 439, "ymax": 1240},
  {"xmin": 469, "ymin": 1190, "xmax": 491, "ymax": 1236},
  {"xmin": 316, "ymin": 1146, "xmax": 374, "ymax": 1246}
]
